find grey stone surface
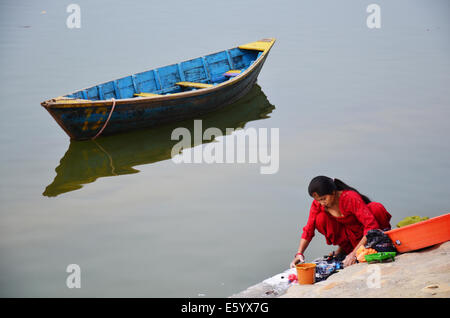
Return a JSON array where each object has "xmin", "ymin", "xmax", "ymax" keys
[
  {"xmin": 281, "ymin": 241, "xmax": 450, "ymax": 298},
  {"xmin": 232, "ymin": 241, "xmax": 450, "ymax": 298}
]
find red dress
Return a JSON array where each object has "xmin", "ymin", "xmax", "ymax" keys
[{"xmin": 301, "ymin": 190, "xmax": 392, "ymax": 254}]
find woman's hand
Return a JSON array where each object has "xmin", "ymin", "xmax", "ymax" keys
[
  {"xmin": 290, "ymin": 254, "xmax": 305, "ymax": 268},
  {"xmin": 343, "ymin": 251, "xmax": 357, "ymax": 267}
]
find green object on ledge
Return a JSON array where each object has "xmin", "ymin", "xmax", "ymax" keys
[
  {"xmin": 396, "ymin": 216, "xmax": 429, "ymax": 228},
  {"xmin": 365, "ymin": 252, "xmax": 397, "ymax": 263}
]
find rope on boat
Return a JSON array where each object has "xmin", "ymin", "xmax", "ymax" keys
[{"xmin": 92, "ymin": 98, "xmax": 116, "ymax": 140}]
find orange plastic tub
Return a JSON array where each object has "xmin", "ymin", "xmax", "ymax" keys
[{"xmin": 385, "ymin": 213, "xmax": 450, "ymax": 253}]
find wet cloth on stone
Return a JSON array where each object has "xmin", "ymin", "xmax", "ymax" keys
[{"xmin": 365, "ymin": 229, "xmax": 397, "ymax": 252}]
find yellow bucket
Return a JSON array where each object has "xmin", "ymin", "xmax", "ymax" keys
[{"xmin": 296, "ymin": 263, "xmax": 316, "ymax": 285}]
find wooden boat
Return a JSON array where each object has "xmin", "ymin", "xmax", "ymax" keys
[
  {"xmin": 385, "ymin": 213, "xmax": 450, "ymax": 253},
  {"xmin": 43, "ymin": 84, "xmax": 275, "ymax": 197},
  {"xmin": 41, "ymin": 38, "xmax": 276, "ymax": 140}
]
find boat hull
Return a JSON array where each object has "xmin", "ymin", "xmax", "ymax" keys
[{"xmin": 43, "ymin": 44, "xmax": 272, "ymax": 140}]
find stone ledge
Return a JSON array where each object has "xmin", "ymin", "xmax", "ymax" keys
[{"xmin": 281, "ymin": 241, "xmax": 450, "ymax": 298}]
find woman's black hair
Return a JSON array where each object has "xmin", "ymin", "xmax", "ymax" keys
[{"xmin": 308, "ymin": 176, "xmax": 371, "ymax": 204}]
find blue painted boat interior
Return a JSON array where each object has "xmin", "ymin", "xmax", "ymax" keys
[{"xmin": 66, "ymin": 48, "xmax": 262, "ymax": 100}]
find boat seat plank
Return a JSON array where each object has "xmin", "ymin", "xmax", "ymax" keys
[
  {"xmin": 223, "ymin": 70, "xmax": 241, "ymax": 77},
  {"xmin": 134, "ymin": 92, "xmax": 161, "ymax": 97},
  {"xmin": 176, "ymin": 82, "xmax": 213, "ymax": 89}
]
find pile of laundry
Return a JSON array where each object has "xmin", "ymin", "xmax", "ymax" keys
[
  {"xmin": 261, "ymin": 229, "xmax": 401, "ymax": 295},
  {"xmin": 262, "ymin": 252, "xmax": 344, "ymax": 291},
  {"xmin": 312, "ymin": 253, "xmax": 345, "ymax": 283},
  {"xmin": 355, "ymin": 229, "xmax": 398, "ymax": 264},
  {"xmin": 306, "ymin": 229, "xmax": 399, "ymax": 283}
]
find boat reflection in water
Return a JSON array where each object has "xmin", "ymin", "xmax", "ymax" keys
[{"xmin": 43, "ymin": 84, "xmax": 275, "ymax": 197}]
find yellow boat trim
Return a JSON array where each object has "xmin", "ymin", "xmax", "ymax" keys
[
  {"xmin": 52, "ymin": 96, "xmax": 90, "ymax": 103},
  {"xmin": 134, "ymin": 92, "xmax": 160, "ymax": 97},
  {"xmin": 176, "ymin": 82, "xmax": 214, "ymax": 89},
  {"xmin": 238, "ymin": 38, "xmax": 275, "ymax": 52}
]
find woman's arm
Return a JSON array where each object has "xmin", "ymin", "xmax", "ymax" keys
[
  {"xmin": 297, "ymin": 238, "xmax": 310, "ymax": 255},
  {"xmin": 290, "ymin": 238, "xmax": 310, "ymax": 268},
  {"xmin": 343, "ymin": 236, "xmax": 367, "ymax": 267},
  {"xmin": 290, "ymin": 201, "xmax": 320, "ymax": 268}
]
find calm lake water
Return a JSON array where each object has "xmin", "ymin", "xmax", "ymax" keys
[{"xmin": 0, "ymin": 0, "xmax": 449, "ymax": 297}]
